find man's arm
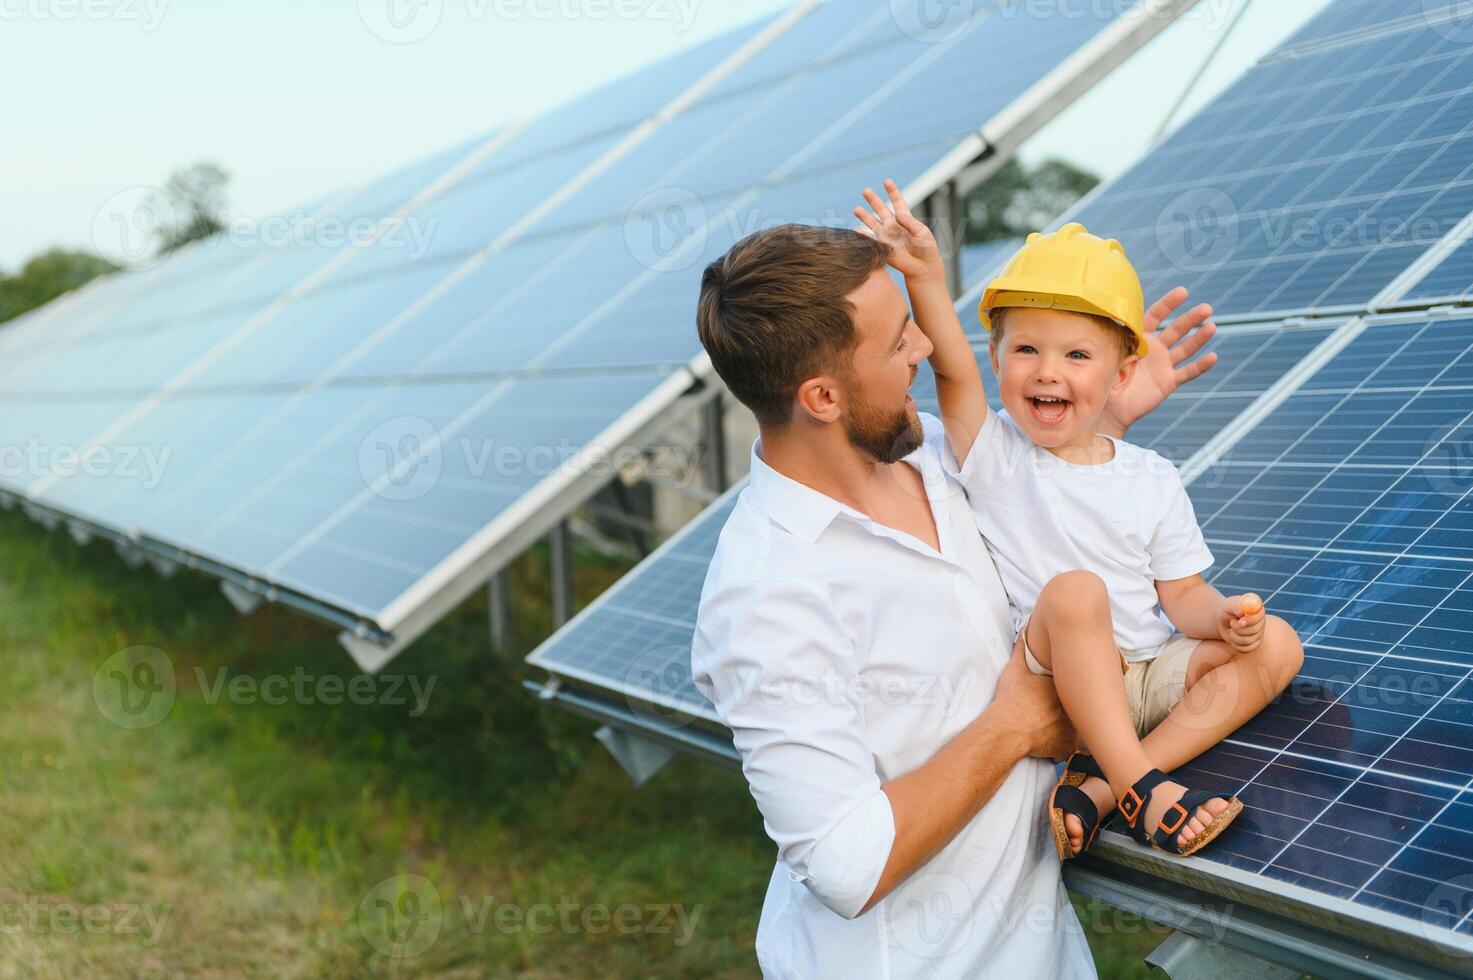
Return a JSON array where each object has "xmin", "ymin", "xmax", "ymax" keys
[
  {"xmin": 861, "ymin": 643, "xmax": 1074, "ymax": 914},
  {"xmin": 854, "ymin": 180, "xmax": 989, "ymax": 464},
  {"xmin": 1102, "ymin": 287, "xmax": 1219, "ymax": 438}
]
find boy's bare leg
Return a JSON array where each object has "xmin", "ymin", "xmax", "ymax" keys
[
  {"xmin": 1028, "ymin": 571, "xmax": 1231, "ymax": 851},
  {"xmin": 1056, "ymin": 615, "xmax": 1304, "ymax": 849},
  {"xmin": 1141, "ymin": 618, "xmax": 1304, "ymax": 770}
]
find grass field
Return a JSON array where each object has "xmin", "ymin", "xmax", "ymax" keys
[{"xmin": 0, "ymin": 504, "xmax": 1172, "ymax": 977}]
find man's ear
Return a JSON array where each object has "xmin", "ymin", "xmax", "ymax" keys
[
  {"xmin": 1111, "ymin": 355, "xmax": 1140, "ymax": 398},
  {"xmin": 794, "ymin": 375, "xmax": 843, "ymax": 424}
]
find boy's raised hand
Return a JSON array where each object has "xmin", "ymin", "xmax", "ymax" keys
[
  {"xmin": 1218, "ymin": 593, "xmax": 1266, "ymax": 654},
  {"xmin": 1103, "ymin": 287, "xmax": 1219, "ymax": 436},
  {"xmin": 853, "ymin": 179, "xmax": 944, "ymax": 281}
]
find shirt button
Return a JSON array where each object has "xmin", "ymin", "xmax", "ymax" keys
[{"xmin": 988, "ymin": 635, "xmax": 1001, "ymax": 650}]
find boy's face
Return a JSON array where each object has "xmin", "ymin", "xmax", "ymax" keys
[{"xmin": 988, "ymin": 308, "xmax": 1138, "ymax": 451}]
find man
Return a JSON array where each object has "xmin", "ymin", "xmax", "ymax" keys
[{"xmin": 691, "ymin": 219, "xmax": 1217, "ymax": 978}]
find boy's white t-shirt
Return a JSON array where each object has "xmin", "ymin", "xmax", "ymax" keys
[{"xmin": 944, "ymin": 409, "xmax": 1214, "ymax": 661}]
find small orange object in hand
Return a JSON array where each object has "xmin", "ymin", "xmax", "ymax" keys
[{"xmin": 1239, "ymin": 595, "xmax": 1263, "ymax": 617}]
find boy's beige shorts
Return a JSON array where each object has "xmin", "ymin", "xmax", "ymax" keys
[{"xmin": 1022, "ymin": 631, "xmax": 1203, "ymax": 738}]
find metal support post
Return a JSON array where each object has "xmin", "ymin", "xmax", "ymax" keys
[
  {"xmin": 487, "ymin": 573, "xmax": 511, "ymax": 652},
  {"xmin": 550, "ymin": 520, "xmax": 573, "ymax": 628}
]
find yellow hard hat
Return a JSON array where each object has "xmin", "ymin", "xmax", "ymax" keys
[{"xmin": 979, "ymin": 223, "xmax": 1147, "ymax": 356}]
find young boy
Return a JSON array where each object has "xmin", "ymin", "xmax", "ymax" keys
[{"xmin": 855, "ymin": 181, "xmax": 1304, "ymax": 859}]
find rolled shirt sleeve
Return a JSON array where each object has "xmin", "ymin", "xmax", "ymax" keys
[{"xmin": 692, "ymin": 578, "xmax": 895, "ymax": 919}]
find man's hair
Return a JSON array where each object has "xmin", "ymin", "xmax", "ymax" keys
[
  {"xmin": 987, "ymin": 306, "xmax": 1139, "ymax": 362},
  {"xmin": 697, "ymin": 224, "xmax": 891, "ymax": 427}
]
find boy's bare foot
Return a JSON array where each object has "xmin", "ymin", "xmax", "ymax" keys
[{"xmin": 1064, "ymin": 775, "xmax": 1232, "ymax": 852}]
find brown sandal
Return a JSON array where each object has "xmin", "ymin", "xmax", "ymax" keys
[
  {"xmin": 1048, "ymin": 752, "xmax": 1108, "ymax": 860},
  {"xmin": 1118, "ymin": 768, "xmax": 1243, "ymax": 856}
]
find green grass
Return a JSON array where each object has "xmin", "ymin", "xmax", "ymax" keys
[{"xmin": 0, "ymin": 504, "xmax": 1170, "ymax": 977}]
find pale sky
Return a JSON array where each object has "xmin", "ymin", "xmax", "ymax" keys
[{"xmin": 3, "ymin": 0, "xmax": 1329, "ymax": 270}]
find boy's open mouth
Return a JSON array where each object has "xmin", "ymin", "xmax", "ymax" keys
[{"xmin": 1028, "ymin": 395, "xmax": 1070, "ymax": 425}]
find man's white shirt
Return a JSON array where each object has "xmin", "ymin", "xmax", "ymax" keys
[
  {"xmin": 945, "ymin": 410, "xmax": 1214, "ymax": 660},
  {"xmin": 691, "ymin": 413, "xmax": 1094, "ymax": 979}
]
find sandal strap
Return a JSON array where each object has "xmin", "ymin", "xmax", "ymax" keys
[
  {"xmin": 1177, "ymin": 788, "xmax": 1229, "ymax": 813},
  {"xmin": 1054, "ymin": 784, "xmax": 1099, "ymax": 835},
  {"xmin": 1065, "ymin": 752, "xmax": 1105, "ymax": 781},
  {"xmin": 1118, "ymin": 768, "xmax": 1172, "ymax": 844}
]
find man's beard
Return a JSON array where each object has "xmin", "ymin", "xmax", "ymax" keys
[{"xmin": 844, "ymin": 383, "xmax": 924, "ymax": 464}]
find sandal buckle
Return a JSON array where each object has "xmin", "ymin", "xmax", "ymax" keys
[
  {"xmin": 1159, "ymin": 802, "xmax": 1189, "ymax": 835},
  {"xmin": 1120, "ymin": 788, "xmax": 1143, "ymax": 826}
]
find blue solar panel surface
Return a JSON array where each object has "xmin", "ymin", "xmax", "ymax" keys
[
  {"xmin": 959, "ymin": 238, "xmax": 1023, "ymax": 292},
  {"xmin": 0, "ymin": 0, "xmax": 1143, "ymax": 630},
  {"xmin": 1278, "ymin": 0, "xmax": 1468, "ymax": 51},
  {"xmin": 1404, "ymin": 235, "xmax": 1473, "ymax": 303},
  {"xmin": 1067, "ymin": 14, "xmax": 1473, "ymax": 319},
  {"xmin": 1119, "ymin": 313, "xmax": 1473, "ymax": 940}
]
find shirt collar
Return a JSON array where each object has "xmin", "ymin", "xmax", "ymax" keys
[{"xmin": 745, "ymin": 435, "xmax": 941, "ymax": 546}]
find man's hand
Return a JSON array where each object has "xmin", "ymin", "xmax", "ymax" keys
[
  {"xmin": 1103, "ymin": 287, "xmax": 1218, "ymax": 437},
  {"xmin": 854, "ymin": 179, "xmax": 944, "ymax": 281},
  {"xmin": 994, "ymin": 637, "xmax": 1076, "ymax": 762},
  {"xmin": 1218, "ymin": 593, "xmax": 1266, "ymax": 654}
]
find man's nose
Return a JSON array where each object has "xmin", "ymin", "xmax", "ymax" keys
[{"xmin": 912, "ymin": 329, "xmax": 934, "ymax": 362}]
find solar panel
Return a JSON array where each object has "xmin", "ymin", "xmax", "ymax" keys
[
  {"xmin": 1062, "ymin": 11, "xmax": 1473, "ymax": 320},
  {"xmin": 1402, "ymin": 233, "xmax": 1473, "ymax": 304},
  {"xmin": 3, "ymin": 0, "xmax": 1179, "ymax": 657},
  {"xmin": 1277, "ymin": 0, "xmax": 1467, "ymax": 52},
  {"xmin": 1090, "ymin": 311, "xmax": 1473, "ymax": 960},
  {"xmin": 959, "ymin": 237, "xmax": 1024, "ymax": 291}
]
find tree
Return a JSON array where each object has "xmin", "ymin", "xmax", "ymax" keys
[
  {"xmin": 964, "ymin": 158, "xmax": 1100, "ymax": 243},
  {"xmin": 154, "ymin": 162, "xmax": 229, "ymax": 254},
  {"xmin": 0, "ymin": 250, "xmax": 117, "ymax": 325}
]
